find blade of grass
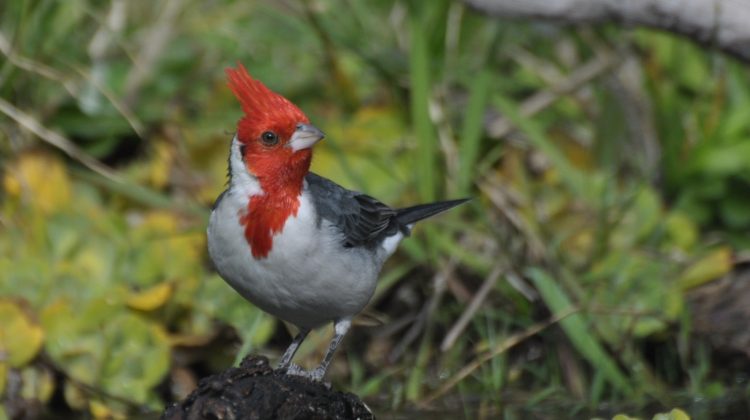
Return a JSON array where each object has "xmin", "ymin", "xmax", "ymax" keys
[
  {"xmin": 458, "ymin": 68, "xmax": 493, "ymax": 195},
  {"xmin": 409, "ymin": 7, "xmax": 436, "ymax": 203},
  {"xmin": 526, "ymin": 267, "xmax": 632, "ymax": 394},
  {"xmin": 405, "ymin": 327, "xmax": 432, "ymax": 401}
]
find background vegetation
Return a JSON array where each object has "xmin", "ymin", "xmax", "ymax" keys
[{"xmin": 1, "ymin": 0, "xmax": 749, "ymax": 418}]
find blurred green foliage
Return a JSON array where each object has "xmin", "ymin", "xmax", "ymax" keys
[
  {"xmin": 638, "ymin": 32, "xmax": 750, "ymax": 248},
  {"xmin": 1, "ymin": 0, "xmax": 748, "ymax": 418}
]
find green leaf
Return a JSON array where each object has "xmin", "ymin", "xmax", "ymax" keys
[{"xmin": 698, "ymin": 141, "xmax": 750, "ymax": 176}]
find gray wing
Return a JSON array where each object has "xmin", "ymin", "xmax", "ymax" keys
[{"xmin": 305, "ymin": 173, "xmax": 400, "ymax": 248}]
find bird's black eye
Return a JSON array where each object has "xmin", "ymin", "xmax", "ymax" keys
[{"xmin": 260, "ymin": 131, "xmax": 279, "ymax": 146}]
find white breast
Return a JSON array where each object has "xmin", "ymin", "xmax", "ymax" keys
[{"xmin": 208, "ymin": 184, "xmax": 398, "ymax": 329}]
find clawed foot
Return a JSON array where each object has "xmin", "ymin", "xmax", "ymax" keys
[
  {"xmin": 309, "ymin": 366, "xmax": 326, "ymax": 382},
  {"xmin": 279, "ymin": 363, "xmax": 328, "ymax": 382},
  {"xmin": 273, "ymin": 318, "xmax": 348, "ymax": 383},
  {"xmin": 283, "ymin": 363, "xmax": 308, "ymax": 377}
]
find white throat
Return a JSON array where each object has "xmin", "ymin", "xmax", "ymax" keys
[{"xmin": 228, "ymin": 135, "xmax": 262, "ymax": 197}]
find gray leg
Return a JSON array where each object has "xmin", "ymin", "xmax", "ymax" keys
[
  {"xmin": 277, "ymin": 328, "xmax": 310, "ymax": 371},
  {"xmin": 310, "ymin": 318, "xmax": 351, "ymax": 381}
]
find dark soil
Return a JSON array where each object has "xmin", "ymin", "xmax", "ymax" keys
[{"xmin": 161, "ymin": 355, "xmax": 373, "ymax": 420}]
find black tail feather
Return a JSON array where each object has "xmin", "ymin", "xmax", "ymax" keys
[{"xmin": 395, "ymin": 198, "xmax": 470, "ymax": 227}]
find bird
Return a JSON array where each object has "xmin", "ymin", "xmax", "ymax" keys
[{"xmin": 207, "ymin": 63, "xmax": 468, "ymax": 381}]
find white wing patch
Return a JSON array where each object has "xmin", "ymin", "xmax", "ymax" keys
[{"xmin": 380, "ymin": 231, "xmax": 404, "ymax": 258}]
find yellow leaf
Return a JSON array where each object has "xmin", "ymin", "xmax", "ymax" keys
[
  {"xmin": 126, "ymin": 282, "xmax": 174, "ymax": 311},
  {"xmin": 64, "ymin": 381, "xmax": 88, "ymax": 410},
  {"xmin": 0, "ymin": 300, "xmax": 44, "ymax": 367},
  {"xmin": 4, "ymin": 153, "xmax": 71, "ymax": 214},
  {"xmin": 90, "ymin": 399, "xmax": 126, "ymax": 419},
  {"xmin": 665, "ymin": 408, "xmax": 691, "ymax": 420},
  {"xmin": 651, "ymin": 408, "xmax": 690, "ymax": 420},
  {"xmin": 679, "ymin": 247, "xmax": 733, "ymax": 290}
]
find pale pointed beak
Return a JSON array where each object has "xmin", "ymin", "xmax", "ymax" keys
[{"xmin": 289, "ymin": 123, "xmax": 325, "ymax": 152}]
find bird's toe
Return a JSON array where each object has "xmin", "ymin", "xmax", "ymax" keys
[
  {"xmin": 309, "ymin": 366, "xmax": 326, "ymax": 382},
  {"xmin": 284, "ymin": 363, "xmax": 310, "ymax": 377}
]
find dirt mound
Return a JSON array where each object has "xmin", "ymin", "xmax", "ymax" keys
[{"xmin": 162, "ymin": 355, "xmax": 373, "ymax": 420}]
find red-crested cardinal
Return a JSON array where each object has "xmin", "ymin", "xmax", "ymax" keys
[{"xmin": 207, "ymin": 64, "xmax": 467, "ymax": 381}]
